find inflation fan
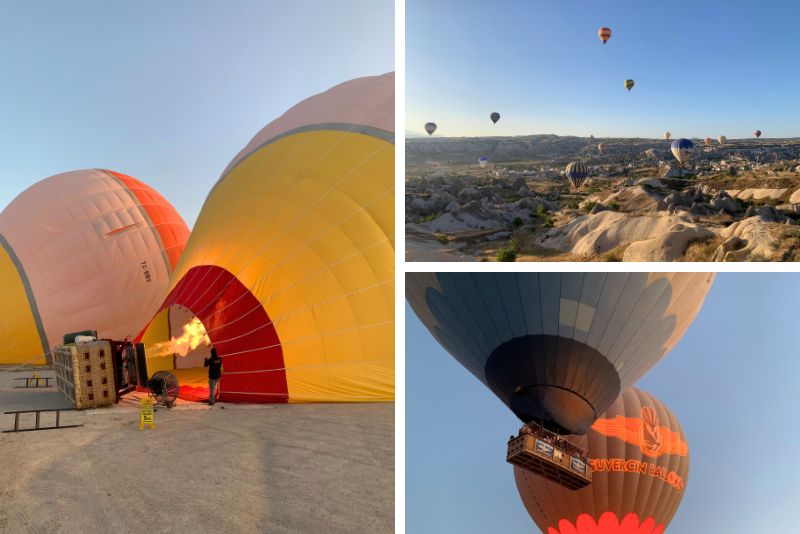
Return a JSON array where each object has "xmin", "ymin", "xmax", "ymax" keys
[{"xmin": 148, "ymin": 371, "xmax": 180, "ymax": 408}]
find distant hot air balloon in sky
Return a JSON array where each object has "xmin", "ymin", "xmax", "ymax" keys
[
  {"xmin": 425, "ymin": 122, "xmax": 437, "ymax": 135},
  {"xmin": 515, "ymin": 387, "xmax": 690, "ymax": 534},
  {"xmin": 624, "ymin": 79, "xmax": 635, "ymax": 91},
  {"xmin": 565, "ymin": 162, "xmax": 589, "ymax": 190},
  {"xmin": 663, "ymin": 132, "xmax": 671, "ymax": 140},
  {"xmin": 479, "ymin": 156, "xmax": 488, "ymax": 168},
  {"xmin": 0, "ymin": 169, "xmax": 189, "ymax": 364},
  {"xmin": 753, "ymin": 129, "xmax": 762, "ymax": 138},
  {"xmin": 490, "ymin": 112, "xmax": 500, "ymax": 124},
  {"xmin": 704, "ymin": 137, "xmax": 712, "ymax": 145},
  {"xmin": 718, "ymin": 135, "xmax": 727, "ymax": 146},
  {"xmin": 671, "ymin": 138, "xmax": 695, "ymax": 165},
  {"xmin": 138, "ymin": 73, "xmax": 395, "ymax": 403},
  {"xmin": 597, "ymin": 143, "xmax": 606, "ymax": 154},
  {"xmin": 406, "ymin": 273, "xmax": 714, "ymax": 435},
  {"xmin": 598, "ymin": 27, "xmax": 612, "ymax": 44}
]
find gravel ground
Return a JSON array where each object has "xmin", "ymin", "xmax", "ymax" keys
[{"xmin": 0, "ymin": 367, "xmax": 394, "ymax": 533}]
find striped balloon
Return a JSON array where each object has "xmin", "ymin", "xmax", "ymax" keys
[
  {"xmin": 406, "ymin": 273, "xmax": 714, "ymax": 435},
  {"xmin": 565, "ymin": 162, "xmax": 589, "ymax": 190},
  {"xmin": 598, "ymin": 27, "xmax": 612, "ymax": 44},
  {"xmin": 624, "ymin": 79, "xmax": 635, "ymax": 91},
  {"xmin": 670, "ymin": 138, "xmax": 695, "ymax": 165}
]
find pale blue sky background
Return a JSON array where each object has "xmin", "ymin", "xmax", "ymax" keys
[
  {"xmin": 0, "ymin": 0, "xmax": 393, "ymax": 227},
  {"xmin": 407, "ymin": 0, "xmax": 800, "ymax": 139},
  {"xmin": 407, "ymin": 273, "xmax": 800, "ymax": 533}
]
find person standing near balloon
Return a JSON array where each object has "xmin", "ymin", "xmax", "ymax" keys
[{"xmin": 204, "ymin": 347, "xmax": 224, "ymax": 405}]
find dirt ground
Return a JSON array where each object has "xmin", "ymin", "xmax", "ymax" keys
[{"xmin": 0, "ymin": 367, "xmax": 394, "ymax": 533}]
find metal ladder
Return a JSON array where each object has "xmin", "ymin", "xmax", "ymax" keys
[{"xmin": 3, "ymin": 408, "xmax": 83, "ymax": 433}]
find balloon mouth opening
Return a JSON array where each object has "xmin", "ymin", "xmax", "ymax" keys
[{"xmin": 510, "ymin": 385, "xmax": 597, "ymax": 435}]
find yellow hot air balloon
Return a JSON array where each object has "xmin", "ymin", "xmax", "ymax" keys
[
  {"xmin": 139, "ymin": 73, "xmax": 395, "ymax": 404},
  {"xmin": 598, "ymin": 27, "xmax": 612, "ymax": 44},
  {"xmin": 624, "ymin": 79, "xmax": 635, "ymax": 91},
  {"xmin": 664, "ymin": 132, "xmax": 671, "ymax": 140}
]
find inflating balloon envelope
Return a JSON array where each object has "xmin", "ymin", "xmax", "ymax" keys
[
  {"xmin": 137, "ymin": 72, "xmax": 395, "ymax": 404},
  {"xmin": 0, "ymin": 169, "xmax": 190, "ymax": 364}
]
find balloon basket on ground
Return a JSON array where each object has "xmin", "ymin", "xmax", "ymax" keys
[
  {"xmin": 54, "ymin": 340, "xmax": 120, "ymax": 409},
  {"xmin": 54, "ymin": 338, "xmax": 151, "ymax": 409},
  {"xmin": 507, "ymin": 423, "xmax": 592, "ymax": 490}
]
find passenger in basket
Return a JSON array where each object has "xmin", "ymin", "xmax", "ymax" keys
[{"xmin": 204, "ymin": 347, "xmax": 224, "ymax": 405}]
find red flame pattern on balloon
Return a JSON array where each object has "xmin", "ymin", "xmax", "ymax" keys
[{"xmin": 547, "ymin": 512, "xmax": 665, "ymax": 534}]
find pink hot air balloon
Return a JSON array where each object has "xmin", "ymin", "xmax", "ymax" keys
[
  {"xmin": 753, "ymin": 130, "xmax": 762, "ymax": 138},
  {"xmin": 0, "ymin": 169, "xmax": 189, "ymax": 364}
]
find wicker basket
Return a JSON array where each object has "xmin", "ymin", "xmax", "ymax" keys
[{"xmin": 54, "ymin": 340, "xmax": 116, "ymax": 409}]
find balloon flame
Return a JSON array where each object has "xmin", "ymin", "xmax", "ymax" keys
[{"xmin": 150, "ymin": 317, "xmax": 210, "ymax": 357}]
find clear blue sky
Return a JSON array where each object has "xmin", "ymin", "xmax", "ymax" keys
[
  {"xmin": 407, "ymin": 0, "xmax": 800, "ymax": 139},
  {"xmin": 0, "ymin": 0, "xmax": 393, "ymax": 227},
  {"xmin": 406, "ymin": 273, "xmax": 800, "ymax": 533}
]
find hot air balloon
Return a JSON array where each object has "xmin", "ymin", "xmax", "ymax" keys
[
  {"xmin": 718, "ymin": 135, "xmax": 727, "ymax": 146},
  {"xmin": 598, "ymin": 27, "xmax": 612, "ymax": 44},
  {"xmin": 0, "ymin": 169, "xmax": 189, "ymax": 364},
  {"xmin": 137, "ymin": 73, "xmax": 395, "ymax": 404},
  {"xmin": 663, "ymin": 132, "xmax": 671, "ymax": 141},
  {"xmin": 565, "ymin": 162, "xmax": 589, "ymax": 190},
  {"xmin": 406, "ymin": 272, "xmax": 714, "ymax": 435},
  {"xmin": 425, "ymin": 122, "xmax": 437, "ymax": 135},
  {"xmin": 479, "ymin": 156, "xmax": 489, "ymax": 168},
  {"xmin": 624, "ymin": 79, "xmax": 635, "ymax": 91},
  {"xmin": 515, "ymin": 387, "xmax": 689, "ymax": 534},
  {"xmin": 704, "ymin": 137, "xmax": 712, "ymax": 145},
  {"xmin": 597, "ymin": 143, "xmax": 606, "ymax": 154},
  {"xmin": 753, "ymin": 130, "xmax": 762, "ymax": 138},
  {"xmin": 490, "ymin": 112, "xmax": 500, "ymax": 124},
  {"xmin": 670, "ymin": 138, "xmax": 695, "ymax": 165}
]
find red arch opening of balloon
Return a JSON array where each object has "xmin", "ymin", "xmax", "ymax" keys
[{"xmin": 137, "ymin": 265, "xmax": 288, "ymax": 403}]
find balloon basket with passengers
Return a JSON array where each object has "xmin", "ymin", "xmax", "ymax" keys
[
  {"xmin": 53, "ymin": 331, "xmax": 179, "ymax": 410},
  {"xmin": 507, "ymin": 421, "xmax": 592, "ymax": 490}
]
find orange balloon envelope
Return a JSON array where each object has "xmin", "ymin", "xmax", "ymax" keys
[
  {"xmin": 598, "ymin": 27, "xmax": 612, "ymax": 44},
  {"xmin": 515, "ymin": 387, "xmax": 689, "ymax": 534}
]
